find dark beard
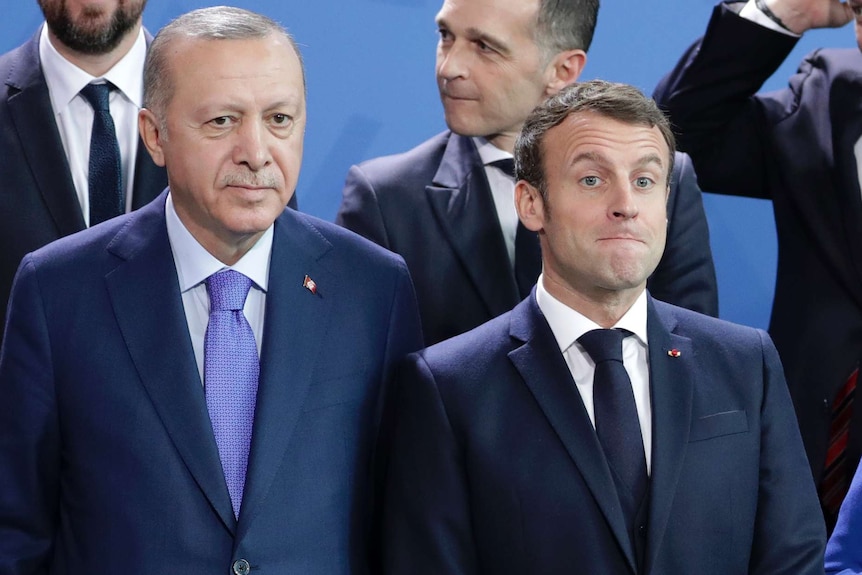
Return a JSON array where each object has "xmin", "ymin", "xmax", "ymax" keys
[{"xmin": 39, "ymin": 0, "xmax": 146, "ymax": 55}]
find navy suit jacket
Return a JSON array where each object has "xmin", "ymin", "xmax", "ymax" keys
[
  {"xmin": 653, "ymin": 2, "xmax": 862, "ymax": 486},
  {"xmin": 0, "ymin": 191, "xmax": 423, "ymax": 574},
  {"xmin": 0, "ymin": 30, "xmax": 168, "ymax": 345},
  {"xmin": 336, "ymin": 132, "xmax": 718, "ymax": 346},
  {"xmin": 384, "ymin": 293, "xmax": 825, "ymax": 575}
]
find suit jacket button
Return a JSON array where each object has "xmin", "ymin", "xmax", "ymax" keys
[
  {"xmin": 638, "ymin": 524, "xmax": 647, "ymax": 537},
  {"xmin": 232, "ymin": 559, "xmax": 251, "ymax": 575}
]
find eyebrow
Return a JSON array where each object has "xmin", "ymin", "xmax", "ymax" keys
[
  {"xmin": 571, "ymin": 151, "xmax": 665, "ymax": 170},
  {"xmin": 436, "ymin": 17, "xmax": 511, "ymax": 56}
]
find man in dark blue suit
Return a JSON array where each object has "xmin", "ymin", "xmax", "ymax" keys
[
  {"xmin": 383, "ymin": 80, "xmax": 824, "ymax": 574},
  {"xmin": 336, "ymin": 0, "xmax": 717, "ymax": 347},
  {"xmin": 0, "ymin": 0, "xmax": 167, "ymax": 346},
  {"xmin": 653, "ymin": 0, "xmax": 862, "ymax": 529},
  {"xmin": 0, "ymin": 7, "xmax": 422, "ymax": 574}
]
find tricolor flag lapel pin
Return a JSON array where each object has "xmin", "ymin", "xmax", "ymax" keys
[
  {"xmin": 667, "ymin": 349, "xmax": 681, "ymax": 358},
  {"xmin": 303, "ymin": 275, "xmax": 317, "ymax": 295}
]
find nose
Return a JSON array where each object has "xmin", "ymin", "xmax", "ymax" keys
[
  {"xmin": 609, "ymin": 182, "xmax": 639, "ymax": 220},
  {"xmin": 437, "ymin": 41, "xmax": 469, "ymax": 82},
  {"xmin": 232, "ymin": 119, "xmax": 272, "ymax": 171}
]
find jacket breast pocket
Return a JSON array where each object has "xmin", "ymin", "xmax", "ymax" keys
[{"xmin": 688, "ymin": 410, "xmax": 748, "ymax": 442}]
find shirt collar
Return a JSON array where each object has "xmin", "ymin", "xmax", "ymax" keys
[
  {"xmin": 535, "ymin": 274, "xmax": 649, "ymax": 353},
  {"xmin": 165, "ymin": 192, "xmax": 273, "ymax": 294},
  {"xmin": 39, "ymin": 23, "xmax": 147, "ymax": 112},
  {"xmin": 473, "ymin": 136, "xmax": 513, "ymax": 167}
]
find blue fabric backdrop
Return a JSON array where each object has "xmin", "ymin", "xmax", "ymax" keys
[{"xmin": 1, "ymin": 0, "xmax": 854, "ymax": 329}]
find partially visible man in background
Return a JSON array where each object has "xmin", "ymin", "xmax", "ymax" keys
[
  {"xmin": 654, "ymin": 0, "xmax": 862, "ymax": 530},
  {"xmin": 337, "ymin": 0, "xmax": 717, "ymax": 346},
  {"xmin": 0, "ymin": 0, "xmax": 167, "ymax": 344}
]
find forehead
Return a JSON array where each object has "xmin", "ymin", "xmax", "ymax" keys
[
  {"xmin": 167, "ymin": 35, "xmax": 305, "ymax": 103},
  {"xmin": 436, "ymin": 0, "xmax": 540, "ymax": 35},
  {"xmin": 544, "ymin": 111, "xmax": 669, "ymax": 167}
]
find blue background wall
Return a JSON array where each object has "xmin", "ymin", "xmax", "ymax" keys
[{"xmin": 2, "ymin": 0, "xmax": 856, "ymax": 329}]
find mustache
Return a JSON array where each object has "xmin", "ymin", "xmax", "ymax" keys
[{"xmin": 221, "ymin": 173, "xmax": 281, "ymax": 188}]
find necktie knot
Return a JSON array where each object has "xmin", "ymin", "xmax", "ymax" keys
[
  {"xmin": 578, "ymin": 328, "xmax": 626, "ymax": 364},
  {"xmin": 489, "ymin": 158, "xmax": 516, "ymax": 179},
  {"xmin": 80, "ymin": 82, "xmax": 113, "ymax": 112},
  {"xmin": 206, "ymin": 270, "xmax": 253, "ymax": 312}
]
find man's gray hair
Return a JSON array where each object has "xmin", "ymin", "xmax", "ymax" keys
[{"xmin": 143, "ymin": 6, "xmax": 304, "ymax": 121}]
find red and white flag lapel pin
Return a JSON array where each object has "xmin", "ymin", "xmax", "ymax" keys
[
  {"xmin": 667, "ymin": 348, "xmax": 681, "ymax": 358},
  {"xmin": 303, "ymin": 275, "xmax": 318, "ymax": 295}
]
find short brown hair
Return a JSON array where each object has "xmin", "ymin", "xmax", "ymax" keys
[{"xmin": 514, "ymin": 80, "xmax": 675, "ymax": 202}]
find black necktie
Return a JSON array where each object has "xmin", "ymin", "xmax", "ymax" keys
[
  {"xmin": 80, "ymin": 82, "xmax": 123, "ymax": 226},
  {"xmin": 578, "ymin": 328, "xmax": 648, "ymax": 527},
  {"xmin": 490, "ymin": 158, "xmax": 541, "ymax": 299}
]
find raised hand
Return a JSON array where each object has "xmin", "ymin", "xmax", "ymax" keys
[{"xmin": 763, "ymin": 0, "xmax": 854, "ymax": 33}]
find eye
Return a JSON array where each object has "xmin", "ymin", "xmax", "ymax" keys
[
  {"xmin": 208, "ymin": 116, "xmax": 234, "ymax": 127},
  {"xmin": 634, "ymin": 176, "xmax": 654, "ymax": 189},
  {"xmin": 581, "ymin": 175, "xmax": 601, "ymax": 187},
  {"xmin": 477, "ymin": 40, "xmax": 492, "ymax": 52},
  {"xmin": 437, "ymin": 27, "xmax": 452, "ymax": 42},
  {"xmin": 271, "ymin": 113, "xmax": 291, "ymax": 125}
]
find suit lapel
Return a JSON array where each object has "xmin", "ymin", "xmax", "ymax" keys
[
  {"xmin": 642, "ymin": 298, "xmax": 694, "ymax": 574},
  {"xmin": 236, "ymin": 209, "xmax": 335, "ymax": 537},
  {"xmin": 507, "ymin": 296, "xmax": 638, "ymax": 573},
  {"xmin": 104, "ymin": 193, "xmax": 236, "ymax": 532},
  {"xmin": 425, "ymin": 133, "xmax": 520, "ymax": 317},
  {"xmin": 5, "ymin": 32, "xmax": 84, "ymax": 236}
]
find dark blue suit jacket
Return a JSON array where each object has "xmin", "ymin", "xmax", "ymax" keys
[
  {"xmin": 0, "ymin": 30, "xmax": 168, "ymax": 345},
  {"xmin": 384, "ymin": 293, "xmax": 825, "ymax": 575},
  {"xmin": 654, "ymin": 2, "xmax": 862, "ymax": 487},
  {"xmin": 336, "ymin": 132, "xmax": 718, "ymax": 346},
  {"xmin": 0, "ymin": 191, "xmax": 422, "ymax": 574}
]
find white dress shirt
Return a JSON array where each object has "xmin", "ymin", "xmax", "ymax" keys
[
  {"xmin": 536, "ymin": 277, "xmax": 653, "ymax": 473},
  {"xmin": 165, "ymin": 194, "xmax": 272, "ymax": 383},
  {"xmin": 39, "ymin": 24, "xmax": 147, "ymax": 226},
  {"xmin": 474, "ymin": 137, "xmax": 518, "ymax": 267}
]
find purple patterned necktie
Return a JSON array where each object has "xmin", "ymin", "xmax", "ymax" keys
[{"xmin": 204, "ymin": 270, "xmax": 259, "ymax": 519}]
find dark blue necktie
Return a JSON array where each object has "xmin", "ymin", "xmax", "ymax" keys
[
  {"xmin": 579, "ymin": 329, "xmax": 648, "ymax": 527},
  {"xmin": 204, "ymin": 270, "xmax": 259, "ymax": 519},
  {"xmin": 79, "ymin": 82, "xmax": 123, "ymax": 226},
  {"xmin": 490, "ymin": 158, "xmax": 541, "ymax": 299}
]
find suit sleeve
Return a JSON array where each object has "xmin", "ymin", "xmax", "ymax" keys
[
  {"xmin": 825, "ymin": 463, "xmax": 862, "ymax": 574},
  {"xmin": 652, "ymin": 1, "xmax": 800, "ymax": 199},
  {"xmin": 0, "ymin": 255, "xmax": 59, "ymax": 575},
  {"xmin": 335, "ymin": 165, "xmax": 392, "ymax": 249},
  {"xmin": 749, "ymin": 329, "xmax": 826, "ymax": 575},
  {"xmin": 383, "ymin": 353, "xmax": 480, "ymax": 575},
  {"xmin": 647, "ymin": 152, "xmax": 718, "ymax": 316}
]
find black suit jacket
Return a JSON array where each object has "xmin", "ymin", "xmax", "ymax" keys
[
  {"xmin": 336, "ymin": 131, "xmax": 717, "ymax": 345},
  {"xmin": 384, "ymin": 294, "xmax": 825, "ymax": 575},
  {"xmin": 653, "ymin": 2, "xmax": 862, "ymax": 484},
  {"xmin": 0, "ymin": 30, "xmax": 167, "ymax": 345}
]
